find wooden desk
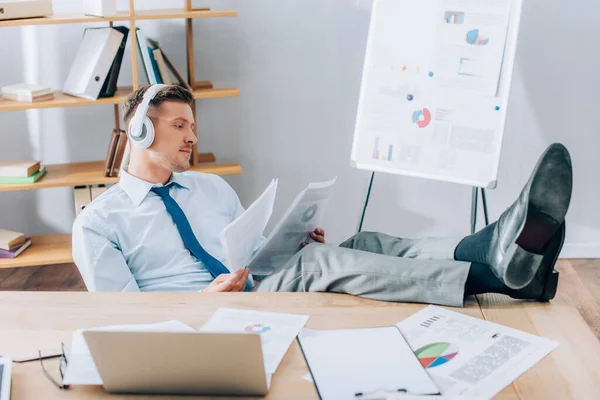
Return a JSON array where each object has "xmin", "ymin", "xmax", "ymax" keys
[{"xmin": 0, "ymin": 292, "xmax": 598, "ymax": 399}]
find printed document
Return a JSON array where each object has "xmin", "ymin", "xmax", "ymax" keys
[
  {"xmin": 63, "ymin": 320, "xmax": 195, "ymax": 385},
  {"xmin": 397, "ymin": 306, "xmax": 558, "ymax": 399},
  {"xmin": 433, "ymin": 0, "xmax": 512, "ymax": 95},
  {"xmin": 248, "ymin": 178, "xmax": 337, "ymax": 275},
  {"xmin": 219, "ymin": 179, "xmax": 278, "ymax": 272},
  {"xmin": 219, "ymin": 178, "xmax": 336, "ymax": 274},
  {"xmin": 199, "ymin": 308, "xmax": 309, "ymax": 375},
  {"xmin": 298, "ymin": 327, "xmax": 440, "ymax": 399}
]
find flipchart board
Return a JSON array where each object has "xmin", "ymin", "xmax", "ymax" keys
[{"xmin": 351, "ymin": 0, "xmax": 524, "ymax": 188}]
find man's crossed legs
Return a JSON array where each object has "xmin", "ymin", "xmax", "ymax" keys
[{"xmin": 254, "ymin": 143, "xmax": 573, "ymax": 308}]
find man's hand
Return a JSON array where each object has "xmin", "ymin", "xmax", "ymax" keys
[
  {"xmin": 204, "ymin": 268, "xmax": 250, "ymax": 292},
  {"xmin": 301, "ymin": 227, "xmax": 326, "ymax": 248}
]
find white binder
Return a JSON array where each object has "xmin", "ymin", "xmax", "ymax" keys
[{"xmin": 63, "ymin": 27, "xmax": 124, "ymax": 100}]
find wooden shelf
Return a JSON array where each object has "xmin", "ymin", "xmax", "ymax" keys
[
  {"xmin": 0, "ymin": 84, "xmax": 240, "ymax": 112},
  {"xmin": 0, "ymin": 234, "xmax": 72, "ymax": 269},
  {"xmin": 0, "ymin": 161, "xmax": 242, "ymax": 192},
  {"xmin": 0, "ymin": 9, "xmax": 237, "ymax": 28}
]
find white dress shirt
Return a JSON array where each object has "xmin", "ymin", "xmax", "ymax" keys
[{"xmin": 72, "ymin": 169, "xmax": 247, "ymax": 292}]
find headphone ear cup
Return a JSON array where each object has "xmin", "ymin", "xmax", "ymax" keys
[{"xmin": 136, "ymin": 116, "xmax": 155, "ymax": 149}]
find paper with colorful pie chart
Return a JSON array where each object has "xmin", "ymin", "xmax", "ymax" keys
[
  {"xmin": 351, "ymin": 0, "xmax": 522, "ymax": 188},
  {"xmin": 199, "ymin": 308, "xmax": 309, "ymax": 375},
  {"xmin": 248, "ymin": 178, "xmax": 336, "ymax": 276},
  {"xmin": 397, "ymin": 306, "xmax": 558, "ymax": 399}
]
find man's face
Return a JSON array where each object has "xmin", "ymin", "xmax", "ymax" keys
[{"xmin": 147, "ymin": 100, "xmax": 197, "ymax": 173}]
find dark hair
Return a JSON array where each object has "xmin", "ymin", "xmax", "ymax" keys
[{"xmin": 122, "ymin": 85, "xmax": 194, "ymax": 127}]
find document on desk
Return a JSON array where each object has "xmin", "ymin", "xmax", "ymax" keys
[
  {"xmin": 248, "ymin": 177, "xmax": 337, "ymax": 275},
  {"xmin": 298, "ymin": 327, "xmax": 440, "ymax": 399},
  {"xmin": 220, "ymin": 179, "xmax": 278, "ymax": 272},
  {"xmin": 396, "ymin": 306, "xmax": 559, "ymax": 399},
  {"xmin": 63, "ymin": 320, "xmax": 195, "ymax": 385},
  {"xmin": 198, "ymin": 308, "xmax": 309, "ymax": 375}
]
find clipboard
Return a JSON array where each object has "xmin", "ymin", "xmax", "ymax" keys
[{"xmin": 298, "ymin": 327, "xmax": 440, "ymax": 399}]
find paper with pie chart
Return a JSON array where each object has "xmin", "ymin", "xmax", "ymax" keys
[
  {"xmin": 351, "ymin": 0, "xmax": 522, "ymax": 188},
  {"xmin": 397, "ymin": 306, "xmax": 558, "ymax": 399},
  {"xmin": 199, "ymin": 308, "xmax": 309, "ymax": 375},
  {"xmin": 248, "ymin": 177, "xmax": 337, "ymax": 276}
]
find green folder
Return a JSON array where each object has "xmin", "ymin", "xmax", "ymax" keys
[{"xmin": 0, "ymin": 167, "xmax": 47, "ymax": 184}]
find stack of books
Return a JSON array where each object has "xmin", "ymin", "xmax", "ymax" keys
[
  {"xmin": 104, "ymin": 130, "xmax": 129, "ymax": 177},
  {"xmin": 1, "ymin": 83, "xmax": 54, "ymax": 102},
  {"xmin": 0, "ymin": 161, "xmax": 46, "ymax": 185},
  {"xmin": 0, "ymin": 229, "xmax": 32, "ymax": 259}
]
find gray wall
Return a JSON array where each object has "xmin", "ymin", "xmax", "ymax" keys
[{"xmin": 0, "ymin": 0, "xmax": 598, "ymax": 257}]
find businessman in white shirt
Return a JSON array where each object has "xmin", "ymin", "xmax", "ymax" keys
[{"xmin": 73, "ymin": 85, "xmax": 573, "ymax": 307}]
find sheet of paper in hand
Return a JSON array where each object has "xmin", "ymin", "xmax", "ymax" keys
[{"xmin": 248, "ymin": 177, "xmax": 337, "ymax": 276}]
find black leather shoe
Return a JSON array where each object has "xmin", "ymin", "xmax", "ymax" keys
[
  {"xmin": 462, "ymin": 143, "xmax": 573, "ymax": 289},
  {"xmin": 508, "ymin": 223, "xmax": 565, "ymax": 301}
]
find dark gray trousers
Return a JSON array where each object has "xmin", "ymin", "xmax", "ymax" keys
[{"xmin": 254, "ymin": 232, "xmax": 471, "ymax": 307}]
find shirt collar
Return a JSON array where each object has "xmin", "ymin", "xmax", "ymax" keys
[{"xmin": 119, "ymin": 169, "xmax": 190, "ymax": 207}]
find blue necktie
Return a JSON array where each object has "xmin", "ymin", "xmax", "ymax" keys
[{"xmin": 151, "ymin": 185, "xmax": 231, "ymax": 279}]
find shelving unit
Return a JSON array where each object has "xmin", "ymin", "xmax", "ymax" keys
[
  {"xmin": 0, "ymin": 83, "xmax": 239, "ymax": 112},
  {"xmin": 0, "ymin": 1, "xmax": 240, "ymax": 269}
]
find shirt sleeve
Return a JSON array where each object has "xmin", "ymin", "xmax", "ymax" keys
[{"xmin": 72, "ymin": 215, "xmax": 140, "ymax": 292}]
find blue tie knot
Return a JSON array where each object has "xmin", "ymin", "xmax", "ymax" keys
[{"xmin": 151, "ymin": 186, "xmax": 171, "ymax": 198}]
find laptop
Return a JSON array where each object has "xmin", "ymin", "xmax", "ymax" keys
[{"xmin": 83, "ymin": 331, "xmax": 269, "ymax": 396}]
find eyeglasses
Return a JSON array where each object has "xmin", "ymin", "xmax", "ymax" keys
[{"xmin": 38, "ymin": 342, "xmax": 70, "ymax": 390}]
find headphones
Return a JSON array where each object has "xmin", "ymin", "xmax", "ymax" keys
[{"xmin": 127, "ymin": 84, "xmax": 167, "ymax": 149}]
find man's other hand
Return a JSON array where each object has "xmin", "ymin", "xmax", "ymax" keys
[
  {"xmin": 301, "ymin": 227, "xmax": 326, "ymax": 248},
  {"xmin": 204, "ymin": 268, "xmax": 250, "ymax": 292}
]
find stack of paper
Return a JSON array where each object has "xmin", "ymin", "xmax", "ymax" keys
[{"xmin": 1, "ymin": 83, "xmax": 54, "ymax": 102}]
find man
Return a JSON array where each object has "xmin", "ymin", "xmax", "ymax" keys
[{"xmin": 73, "ymin": 85, "xmax": 573, "ymax": 307}]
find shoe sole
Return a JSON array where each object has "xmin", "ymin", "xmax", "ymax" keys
[{"xmin": 502, "ymin": 144, "xmax": 572, "ymax": 289}]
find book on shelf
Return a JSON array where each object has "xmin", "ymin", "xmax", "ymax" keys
[
  {"xmin": 0, "ymin": 229, "xmax": 26, "ymax": 251},
  {"xmin": 0, "ymin": 161, "xmax": 41, "ymax": 177},
  {"xmin": 0, "ymin": 167, "xmax": 47, "ymax": 184},
  {"xmin": 136, "ymin": 28, "xmax": 161, "ymax": 85},
  {"xmin": 103, "ymin": 129, "xmax": 120, "ymax": 177},
  {"xmin": 0, "ymin": 238, "xmax": 32, "ymax": 259},
  {"xmin": 98, "ymin": 26, "xmax": 130, "ymax": 98},
  {"xmin": 152, "ymin": 48, "xmax": 172, "ymax": 85},
  {"xmin": 147, "ymin": 38, "xmax": 192, "ymax": 91},
  {"xmin": 1, "ymin": 83, "xmax": 54, "ymax": 102},
  {"xmin": 110, "ymin": 130, "xmax": 128, "ymax": 177}
]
